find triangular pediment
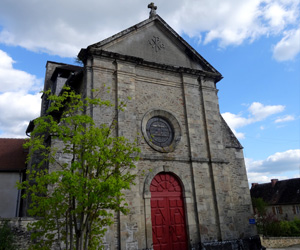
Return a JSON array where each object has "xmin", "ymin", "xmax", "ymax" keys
[{"xmin": 82, "ymin": 15, "xmax": 221, "ymax": 76}]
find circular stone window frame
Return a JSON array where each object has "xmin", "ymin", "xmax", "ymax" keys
[{"xmin": 141, "ymin": 109, "xmax": 182, "ymax": 153}]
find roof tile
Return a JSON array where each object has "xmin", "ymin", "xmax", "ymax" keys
[
  {"xmin": 0, "ymin": 138, "xmax": 27, "ymax": 171},
  {"xmin": 250, "ymin": 178, "xmax": 300, "ymax": 205}
]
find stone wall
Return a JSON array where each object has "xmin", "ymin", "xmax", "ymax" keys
[
  {"xmin": 260, "ymin": 236, "xmax": 300, "ymax": 248},
  {"xmin": 201, "ymin": 235, "xmax": 262, "ymax": 250},
  {"xmin": 0, "ymin": 217, "xmax": 33, "ymax": 249},
  {"xmin": 83, "ymin": 54, "xmax": 257, "ymax": 249},
  {"xmin": 264, "ymin": 204, "xmax": 300, "ymax": 221}
]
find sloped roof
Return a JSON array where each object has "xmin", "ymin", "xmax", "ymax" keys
[
  {"xmin": 250, "ymin": 178, "xmax": 300, "ymax": 205},
  {"xmin": 79, "ymin": 15, "xmax": 222, "ymax": 81},
  {"xmin": 0, "ymin": 138, "xmax": 27, "ymax": 171},
  {"xmin": 220, "ymin": 115, "xmax": 243, "ymax": 149}
]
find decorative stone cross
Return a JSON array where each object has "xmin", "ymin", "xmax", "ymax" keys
[{"xmin": 148, "ymin": 2, "xmax": 157, "ymax": 18}]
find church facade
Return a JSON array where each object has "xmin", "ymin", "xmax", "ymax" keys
[{"xmin": 33, "ymin": 6, "xmax": 260, "ymax": 250}]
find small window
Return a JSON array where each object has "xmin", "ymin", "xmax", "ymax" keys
[
  {"xmin": 273, "ymin": 206, "xmax": 282, "ymax": 215},
  {"xmin": 295, "ymin": 206, "xmax": 300, "ymax": 214}
]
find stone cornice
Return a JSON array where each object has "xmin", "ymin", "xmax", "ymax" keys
[
  {"xmin": 139, "ymin": 154, "xmax": 229, "ymax": 164},
  {"xmin": 79, "ymin": 49, "xmax": 223, "ymax": 83}
]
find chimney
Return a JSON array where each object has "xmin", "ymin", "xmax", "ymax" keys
[
  {"xmin": 271, "ymin": 179, "xmax": 278, "ymax": 187},
  {"xmin": 251, "ymin": 183, "xmax": 258, "ymax": 188}
]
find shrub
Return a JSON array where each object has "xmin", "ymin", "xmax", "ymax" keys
[
  {"xmin": 279, "ymin": 220, "xmax": 291, "ymax": 236},
  {"xmin": 0, "ymin": 221, "xmax": 15, "ymax": 250},
  {"xmin": 290, "ymin": 218, "xmax": 300, "ymax": 236},
  {"xmin": 259, "ymin": 217, "xmax": 300, "ymax": 237}
]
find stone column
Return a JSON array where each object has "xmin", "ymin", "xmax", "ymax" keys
[
  {"xmin": 115, "ymin": 60, "xmax": 142, "ymax": 250},
  {"xmin": 199, "ymin": 76, "xmax": 224, "ymax": 241}
]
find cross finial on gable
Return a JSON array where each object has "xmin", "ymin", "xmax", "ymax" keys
[{"xmin": 148, "ymin": 2, "xmax": 157, "ymax": 18}]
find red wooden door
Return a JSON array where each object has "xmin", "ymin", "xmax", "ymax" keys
[{"xmin": 150, "ymin": 173, "xmax": 187, "ymax": 250}]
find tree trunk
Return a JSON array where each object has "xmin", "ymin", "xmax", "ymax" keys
[{"xmin": 76, "ymin": 230, "xmax": 85, "ymax": 250}]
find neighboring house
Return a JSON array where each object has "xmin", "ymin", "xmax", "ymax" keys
[
  {"xmin": 24, "ymin": 4, "xmax": 261, "ymax": 249},
  {"xmin": 0, "ymin": 138, "xmax": 27, "ymax": 218},
  {"xmin": 251, "ymin": 178, "xmax": 300, "ymax": 220}
]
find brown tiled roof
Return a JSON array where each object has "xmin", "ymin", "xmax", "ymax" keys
[
  {"xmin": 250, "ymin": 178, "xmax": 300, "ymax": 205},
  {"xmin": 0, "ymin": 138, "xmax": 27, "ymax": 171}
]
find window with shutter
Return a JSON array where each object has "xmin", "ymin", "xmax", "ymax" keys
[{"xmin": 273, "ymin": 206, "xmax": 281, "ymax": 215}]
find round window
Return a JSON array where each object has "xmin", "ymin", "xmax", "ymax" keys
[
  {"xmin": 141, "ymin": 110, "xmax": 181, "ymax": 153},
  {"xmin": 146, "ymin": 116, "xmax": 174, "ymax": 147}
]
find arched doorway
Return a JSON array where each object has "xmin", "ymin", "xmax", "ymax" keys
[{"xmin": 150, "ymin": 172, "xmax": 188, "ymax": 250}]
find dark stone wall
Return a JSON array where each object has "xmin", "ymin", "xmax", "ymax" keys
[{"xmin": 193, "ymin": 235, "xmax": 264, "ymax": 250}]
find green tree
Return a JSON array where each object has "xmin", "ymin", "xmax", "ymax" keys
[
  {"xmin": 252, "ymin": 197, "xmax": 267, "ymax": 216},
  {"xmin": 252, "ymin": 197, "xmax": 269, "ymax": 234},
  {"xmin": 18, "ymin": 86, "xmax": 140, "ymax": 250}
]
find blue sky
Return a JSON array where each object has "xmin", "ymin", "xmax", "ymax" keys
[{"xmin": 0, "ymin": 0, "xmax": 299, "ymax": 185}]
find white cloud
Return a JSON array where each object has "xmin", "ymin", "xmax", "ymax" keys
[
  {"xmin": 248, "ymin": 102, "xmax": 285, "ymax": 121},
  {"xmin": 234, "ymin": 131, "xmax": 246, "ymax": 140},
  {"xmin": 246, "ymin": 149, "xmax": 300, "ymax": 173},
  {"xmin": 247, "ymin": 172, "xmax": 289, "ymax": 186},
  {"xmin": 222, "ymin": 102, "xmax": 285, "ymax": 138},
  {"xmin": 264, "ymin": 1, "xmax": 298, "ymax": 31},
  {"xmin": 273, "ymin": 28, "xmax": 300, "ymax": 61},
  {"xmin": 0, "ymin": 0, "xmax": 148, "ymax": 57},
  {"xmin": 0, "ymin": 92, "xmax": 41, "ymax": 138},
  {"xmin": 222, "ymin": 112, "xmax": 250, "ymax": 129},
  {"xmin": 0, "ymin": 50, "xmax": 41, "ymax": 92},
  {"xmin": 265, "ymin": 3, "xmax": 286, "ymax": 28},
  {"xmin": 202, "ymin": 0, "xmax": 265, "ymax": 46},
  {"xmin": 0, "ymin": 0, "xmax": 299, "ymax": 59},
  {"xmin": 275, "ymin": 115, "xmax": 295, "ymax": 123},
  {"xmin": 222, "ymin": 112, "xmax": 249, "ymax": 139},
  {"xmin": 246, "ymin": 149, "xmax": 300, "ymax": 184},
  {"xmin": 0, "ymin": 51, "xmax": 42, "ymax": 138}
]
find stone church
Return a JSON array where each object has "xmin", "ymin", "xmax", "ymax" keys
[{"xmin": 29, "ymin": 4, "xmax": 261, "ymax": 250}]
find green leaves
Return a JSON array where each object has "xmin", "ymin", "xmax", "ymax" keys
[
  {"xmin": 19, "ymin": 86, "xmax": 140, "ymax": 250},
  {"xmin": 0, "ymin": 221, "xmax": 16, "ymax": 250}
]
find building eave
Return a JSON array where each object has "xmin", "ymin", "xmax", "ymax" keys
[{"xmin": 80, "ymin": 49, "xmax": 223, "ymax": 83}]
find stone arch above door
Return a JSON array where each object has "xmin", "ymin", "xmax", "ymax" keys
[{"xmin": 143, "ymin": 165, "xmax": 192, "ymax": 199}]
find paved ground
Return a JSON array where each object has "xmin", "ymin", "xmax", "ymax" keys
[{"xmin": 266, "ymin": 244, "xmax": 300, "ymax": 249}]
